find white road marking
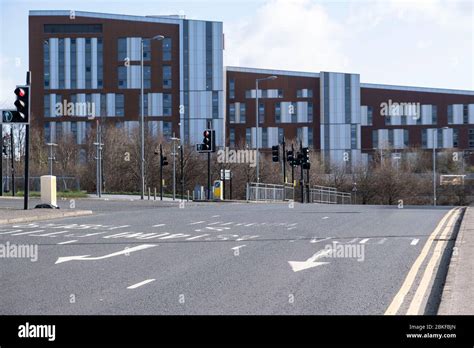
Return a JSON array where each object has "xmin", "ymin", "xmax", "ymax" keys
[
  {"xmin": 127, "ymin": 279, "xmax": 156, "ymax": 289},
  {"xmin": 288, "ymin": 249, "xmax": 331, "ymax": 272},
  {"xmin": 310, "ymin": 237, "xmax": 333, "ymax": 244},
  {"xmin": 287, "ymin": 227, "xmax": 297, "ymax": 230},
  {"xmin": 231, "ymin": 245, "xmax": 246, "ymax": 250},
  {"xmin": 205, "ymin": 226, "xmax": 230, "ymax": 232},
  {"xmin": 153, "ymin": 224, "xmax": 166, "ymax": 227},
  {"xmin": 322, "ymin": 217, "xmax": 329, "ymax": 219},
  {"xmin": 211, "ymin": 215, "xmax": 220, "ymax": 218},
  {"xmin": 194, "ymin": 229, "xmax": 202, "ymax": 232},
  {"xmin": 207, "ymin": 221, "xmax": 222, "ymax": 225},
  {"xmin": 359, "ymin": 238, "xmax": 370, "ymax": 244},
  {"xmin": 220, "ymin": 222, "xmax": 234, "ymax": 226},
  {"xmin": 11, "ymin": 230, "xmax": 45, "ymax": 236},
  {"xmin": 57, "ymin": 240, "xmax": 78, "ymax": 245},
  {"xmin": 288, "ymin": 223, "xmax": 298, "ymax": 226},
  {"xmin": 244, "ymin": 223, "xmax": 256, "ymax": 227},
  {"xmin": 108, "ymin": 225, "xmax": 130, "ymax": 230},
  {"xmin": 235, "ymin": 223, "xmax": 243, "ymax": 226},
  {"xmin": 55, "ymin": 244, "xmax": 157, "ymax": 264},
  {"xmin": 0, "ymin": 229, "xmax": 23, "ymax": 235},
  {"xmin": 410, "ymin": 238, "xmax": 419, "ymax": 246},
  {"xmin": 189, "ymin": 221, "xmax": 205, "ymax": 225},
  {"xmin": 34, "ymin": 230, "xmax": 69, "ymax": 237}
]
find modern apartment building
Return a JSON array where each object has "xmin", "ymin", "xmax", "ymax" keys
[
  {"xmin": 29, "ymin": 10, "xmax": 224, "ymax": 146},
  {"xmin": 226, "ymin": 67, "xmax": 474, "ymax": 165}
]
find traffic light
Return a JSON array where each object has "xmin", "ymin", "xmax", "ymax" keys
[
  {"xmin": 272, "ymin": 145, "xmax": 279, "ymax": 162},
  {"xmin": 161, "ymin": 155, "xmax": 169, "ymax": 166},
  {"xmin": 199, "ymin": 129, "xmax": 216, "ymax": 152},
  {"xmin": 2, "ymin": 144, "xmax": 7, "ymax": 156},
  {"xmin": 287, "ymin": 150, "xmax": 294, "ymax": 166},
  {"xmin": 302, "ymin": 147, "xmax": 310, "ymax": 164},
  {"xmin": 2, "ymin": 86, "xmax": 30, "ymax": 124}
]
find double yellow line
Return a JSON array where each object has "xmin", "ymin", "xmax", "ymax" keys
[{"xmin": 385, "ymin": 207, "xmax": 462, "ymax": 315}]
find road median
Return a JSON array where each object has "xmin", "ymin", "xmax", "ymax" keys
[{"xmin": 0, "ymin": 209, "xmax": 93, "ymax": 225}]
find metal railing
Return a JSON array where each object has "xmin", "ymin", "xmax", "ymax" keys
[
  {"xmin": 309, "ymin": 185, "xmax": 351, "ymax": 204},
  {"xmin": 246, "ymin": 182, "xmax": 294, "ymax": 201}
]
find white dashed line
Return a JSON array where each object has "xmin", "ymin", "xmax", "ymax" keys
[
  {"xmin": 189, "ymin": 221, "xmax": 205, "ymax": 225},
  {"xmin": 231, "ymin": 245, "xmax": 246, "ymax": 250},
  {"xmin": 0, "ymin": 230, "xmax": 23, "ymax": 235},
  {"xmin": 211, "ymin": 215, "xmax": 220, "ymax": 218},
  {"xmin": 244, "ymin": 223, "xmax": 256, "ymax": 227},
  {"xmin": 359, "ymin": 238, "xmax": 370, "ymax": 244},
  {"xmin": 153, "ymin": 224, "xmax": 166, "ymax": 227},
  {"xmin": 127, "ymin": 279, "xmax": 156, "ymax": 289},
  {"xmin": 186, "ymin": 234, "xmax": 210, "ymax": 240},
  {"xmin": 57, "ymin": 240, "xmax": 78, "ymax": 245},
  {"xmin": 34, "ymin": 231, "xmax": 70, "ymax": 237},
  {"xmin": 322, "ymin": 217, "xmax": 329, "ymax": 220},
  {"xmin": 410, "ymin": 238, "xmax": 420, "ymax": 246},
  {"xmin": 207, "ymin": 222, "xmax": 222, "ymax": 225},
  {"xmin": 287, "ymin": 227, "xmax": 297, "ymax": 230},
  {"xmin": 220, "ymin": 222, "xmax": 234, "ymax": 226},
  {"xmin": 11, "ymin": 230, "xmax": 45, "ymax": 236}
]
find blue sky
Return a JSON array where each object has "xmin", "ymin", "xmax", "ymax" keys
[{"xmin": 0, "ymin": 0, "xmax": 473, "ymax": 107}]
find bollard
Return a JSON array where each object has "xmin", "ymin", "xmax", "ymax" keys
[
  {"xmin": 148, "ymin": 187, "xmax": 150, "ymax": 200},
  {"xmin": 187, "ymin": 190, "xmax": 190, "ymax": 202},
  {"xmin": 154, "ymin": 187, "xmax": 156, "ymax": 201}
]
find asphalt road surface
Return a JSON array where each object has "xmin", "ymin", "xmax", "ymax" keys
[{"xmin": 0, "ymin": 199, "xmax": 457, "ymax": 315}]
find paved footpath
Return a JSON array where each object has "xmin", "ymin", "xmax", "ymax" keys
[{"xmin": 439, "ymin": 206, "xmax": 474, "ymax": 315}]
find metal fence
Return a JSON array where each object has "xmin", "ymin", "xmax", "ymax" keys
[
  {"xmin": 246, "ymin": 182, "xmax": 294, "ymax": 201},
  {"xmin": 309, "ymin": 185, "xmax": 352, "ymax": 204}
]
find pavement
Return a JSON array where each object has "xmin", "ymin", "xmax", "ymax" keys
[
  {"xmin": 0, "ymin": 198, "xmax": 466, "ymax": 315},
  {"xmin": 438, "ymin": 206, "xmax": 474, "ymax": 315}
]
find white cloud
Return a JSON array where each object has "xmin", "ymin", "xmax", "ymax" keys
[{"xmin": 224, "ymin": 0, "xmax": 348, "ymax": 72}]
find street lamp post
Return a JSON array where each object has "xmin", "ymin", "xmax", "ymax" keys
[
  {"xmin": 140, "ymin": 35, "xmax": 164, "ymax": 200},
  {"xmin": 255, "ymin": 76, "xmax": 277, "ymax": 183}
]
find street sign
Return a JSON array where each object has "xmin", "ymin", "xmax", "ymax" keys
[{"xmin": 220, "ymin": 169, "xmax": 231, "ymax": 180}]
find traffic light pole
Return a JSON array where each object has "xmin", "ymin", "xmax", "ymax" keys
[
  {"xmin": 291, "ymin": 144, "xmax": 295, "ymax": 184},
  {"xmin": 24, "ymin": 71, "xmax": 31, "ymax": 210},
  {"xmin": 160, "ymin": 143, "xmax": 163, "ymax": 201},
  {"xmin": 300, "ymin": 142, "xmax": 304, "ymax": 203},
  {"xmin": 282, "ymin": 137, "xmax": 286, "ymax": 186},
  {"xmin": 207, "ymin": 152, "xmax": 211, "ymax": 200},
  {"xmin": 180, "ymin": 144, "xmax": 184, "ymax": 201},
  {"xmin": 0, "ymin": 125, "xmax": 2, "ymax": 197},
  {"xmin": 10, "ymin": 127, "xmax": 15, "ymax": 197}
]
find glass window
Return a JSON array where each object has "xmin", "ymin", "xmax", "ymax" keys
[
  {"xmin": 308, "ymin": 128, "xmax": 313, "ymax": 147},
  {"xmin": 143, "ymin": 66, "xmax": 151, "ymax": 89},
  {"xmin": 44, "ymin": 122, "xmax": 51, "ymax": 142},
  {"xmin": 212, "ymin": 91, "xmax": 219, "ymax": 119},
  {"xmin": 142, "ymin": 39, "xmax": 151, "ymax": 61},
  {"xmin": 308, "ymin": 102, "xmax": 313, "ymax": 123},
  {"xmin": 58, "ymin": 39, "xmax": 65, "ymax": 89},
  {"xmin": 229, "ymin": 104, "xmax": 236, "ymax": 123},
  {"xmin": 372, "ymin": 130, "xmax": 378, "ymax": 148},
  {"xmin": 70, "ymin": 38, "xmax": 76, "ymax": 89},
  {"xmin": 44, "ymin": 95, "xmax": 51, "ymax": 117},
  {"xmin": 275, "ymin": 102, "xmax": 281, "ymax": 123},
  {"xmin": 115, "ymin": 94, "xmax": 124, "ymax": 116},
  {"xmin": 163, "ymin": 93, "xmax": 172, "ymax": 116},
  {"xmin": 162, "ymin": 38, "xmax": 172, "ymax": 61},
  {"xmin": 277, "ymin": 89, "xmax": 283, "ymax": 98},
  {"xmin": 118, "ymin": 66, "xmax": 126, "ymax": 88},
  {"xmin": 351, "ymin": 124, "xmax": 357, "ymax": 149},
  {"xmin": 240, "ymin": 103, "xmax": 246, "ymax": 123},
  {"xmin": 118, "ymin": 38, "xmax": 127, "ymax": 61},
  {"xmin": 245, "ymin": 90, "xmax": 252, "ymax": 99},
  {"xmin": 421, "ymin": 129, "xmax": 427, "ymax": 148},
  {"xmin": 262, "ymin": 128, "xmax": 268, "ymax": 148},
  {"xmin": 432, "ymin": 105, "xmax": 438, "ymax": 125},
  {"xmin": 163, "ymin": 121, "xmax": 172, "ymax": 138},
  {"xmin": 139, "ymin": 93, "xmax": 148, "ymax": 116},
  {"xmin": 44, "ymin": 24, "xmax": 102, "ymax": 34},
  {"xmin": 43, "ymin": 40, "xmax": 50, "ymax": 89},
  {"xmin": 453, "ymin": 129, "xmax": 459, "ymax": 148},
  {"xmin": 229, "ymin": 128, "xmax": 235, "ymax": 147},
  {"xmin": 297, "ymin": 89, "xmax": 302, "ymax": 98},
  {"xmin": 246, "ymin": 128, "xmax": 252, "ymax": 146},
  {"xmin": 97, "ymin": 38, "xmax": 103, "ymax": 88},
  {"xmin": 290, "ymin": 102, "xmax": 297, "ymax": 123},
  {"xmin": 258, "ymin": 102, "xmax": 265, "ymax": 124},
  {"xmin": 85, "ymin": 38, "xmax": 92, "ymax": 89},
  {"xmin": 463, "ymin": 104, "xmax": 469, "ymax": 124},
  {"xmin": 367, "ymin": 106, "xmax": 373, "ymax": 126},
  {"xmin": 447, "ymin": 105, "xmax": 453, "ymax": 124},
  {"xmin": 404, "ymin": 129, "xmax": 409, "ymax": 147},
  {"xmin": 278, "ymin": 128, "xmax": 284, "ymax": 143},
  {"xmin": 163, "ymin": 65, "xmax": 172, "ymax": 89},
  {"xmin": 229, "ymin": 79, "xmax": 235, "ymax": 99}
]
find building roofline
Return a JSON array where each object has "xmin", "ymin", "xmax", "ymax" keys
[
  {"xmin": 29, "ymin": 10, "xmax": 222, "ymax": 24},
  {"xmin": 360, "ymin": 83, "xmax": 474, "ymax": 96},
  {"xmin": 226, "ymin": 66, "xmax": 320, "ymax": 78}
]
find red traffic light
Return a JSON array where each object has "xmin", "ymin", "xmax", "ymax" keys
[
  {"xmin": 203, "ymin": 130, "xmax": 210, "ymax": 137},
  {"xmin": 14, "ymin": 87, "xmax": 26, "ymax": 97}
]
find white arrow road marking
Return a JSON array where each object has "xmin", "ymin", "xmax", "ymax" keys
[
  {"xmin": 127, "ymin": 279, "xmax": 156, "ymax": 289},
  {"xmin": 410, "ymin": 238, "xmax": 419, "ymax": 246},
  {"xmin": 288, "ymin": 249, "xmax": 331, "ymax": 272},
  {"xmin": 57, "ymin": 240, "xmax": 78, "ymax": 245},
  {"xmin": 231, "ymin": 245, "xmax": 246, "ymax": 251},
  {"xmin": 55, "ymin": 244, "xmax": 157, "ymax": 264}
]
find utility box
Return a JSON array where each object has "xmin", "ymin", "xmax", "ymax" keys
[{"xmin": 40, "ymin": 175, "xmax": 57, "ymax": 208}]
